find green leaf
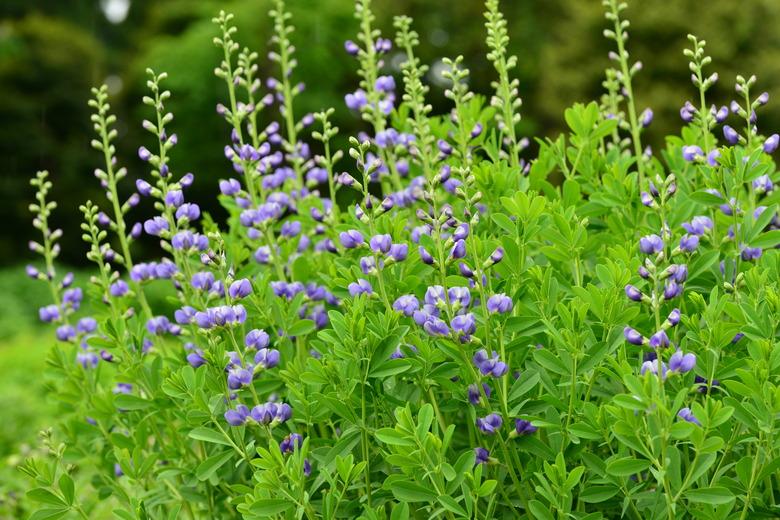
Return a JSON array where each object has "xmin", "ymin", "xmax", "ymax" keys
[
  {"xmin": 188, "ymin": 427, "xmax": 232, "ymax": 446},
  {"xmin": 248, "ymin": 498, "xmax": 294, "ymax": 515},
  {"xmin": 114, "ymin": 394, "xmax": 152, "ymax": 410},
  {"xmin": 684, "ymin": 486, "xmax": 735, "ymax": 505},
  {"xmin": 477, "ymin": 480, "xmax": 497, "ymax": 497},
  {"xmin": 579, "ymin": 485, "xmax": 619, "ymax": 503},
  {"xmin": 26, "ymin": 488, "xmax": 66, "ymax": 506},
  {"xmin": 375, "ymin": 428, "xmax": 415, "ymax": 447},
  {"xmin": 196, "ymin": 450, "xmax": 234, "ymax": 481},
  {"xmin": 689, "ymin": 190, "xmax": 725, "ymax": 206},
  {"xmin": 58, "ymin": 475, "xmax": 74, "ymax": 506},
  {"xmin": 491, "ymin": 213, "xmax": 516, "ymax": 234},
  {"xmin": 390, "ymin": 480, "xmax": 437, "ymax": 503},
  {"xmin": 749, "ymin": 229, "xmax": 780, "ymax": 249},
  {"xmin": 28, "ymin": 508, "xmax": 70, "ymax": 520},
  {"xmin": 606, "ymin": 457, "xmax": 651, "ymax": 477},
  {"xmin": 438, "ymin": 496, "xmax": 467, "ymax": 516},
  {"xmin": 528, "ymin": 500, "xmax": 555, "ymax": 520},
  {"xmin": 288, "ymin": 319, "xmax": 316, "ymax": 337}
]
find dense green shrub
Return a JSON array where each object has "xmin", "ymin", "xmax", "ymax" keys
[{"xmin": 12, "ymin": 0, "xmax": 780, "ymax": 519}]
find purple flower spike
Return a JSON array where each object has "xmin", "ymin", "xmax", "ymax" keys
[
  {"xmin": 677, "ymin": 407, "xmax": 701, "ymax": 426},
  {"xmin": 669, "ymin": 350, "xmax": 696, "ymax": 373},
  {"xmin": 476, "ymin": 413, "xmax": 503, "ymax": 435}
]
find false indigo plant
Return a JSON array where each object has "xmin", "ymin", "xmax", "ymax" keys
[{"xmin": 17, "ymin": 0, "xmax": 780, "ymax": 519}]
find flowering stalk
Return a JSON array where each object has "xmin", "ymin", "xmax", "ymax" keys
[
  {"xmin": 603, "ymin": 0, "xmax": 646, "ymax": 185},
  {"xmin": 484, "ymin": 0, "xmax": 522, "ymax": 169},
  {"xmin": 88, "ymin": 85, "xmax": 152, "ymax": 318}
]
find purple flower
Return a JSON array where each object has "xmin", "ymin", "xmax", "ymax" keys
[
  {"xmin": 723, "ymin": 125, "xmax": 739, "ymax": 145},
  {"xmin": 649, "ymin": 330, "xmax": 670, "ymax": 349},
  {"xmin": 450, "ymin": 240, "xmax": 466, "ymax": 259},
  {"xmin": 682, "ymin": 145, "xmax": 704, "ymax": 161},
  {"xmin": 186, "ymin": 350, "xmax": 206, "ymax": 368},
  {"xmin": 741, "ymin": 246, "xmax": 762, "ymax": 261},
  {"xmin": 228, "ymin": 279, "xmax": 252, "ymax": 299},
  {"xmin": 281, "ymin": 220, "xmax": 301, "ymax": 238},
  {"xmin": 419, "ymin": 246, "xmax": 435, "ymax": 265},
  {"xmin": 348, "ymin": 279, "xmax": 373, "ymax": 297},
  {"xmin": 375, "ymin": 75, "xmax": 395, "ymax": 92},
  {"xmin": 640, "ymin": 108, "xmax": 653, "ymax": 127},
  {"xmin": 138, "ymin": 146, "xmax": 152, "ymax": 161},
  {"xmin": 422, "ymin": 317, "xmax": 449, "ymax": 336},
  {"xmin": 468, "ymin": 383, "xmax": 491, "ymax": 405},
  {"xmin": 641, "ymin": 360, "xmax": 668, "ymax": 378},
  {"xmin": 677, "ymin": 407, "xmax": 701, "ymax": 426},
  {"xmin": 453, "ymin": 224, "xmax": 469, "ymax": 241},
  {"xmin": 39, "ymin": 304, "xmax": 60, "ymax": 323},
  {"xmin": 474, "ymin": 447, "xmax": 490, "ymax": 465},
  {"xmin": 225, "ymin": 405, "xmax": 250, "ymax": 426},
  {"xmin": 345, "ymin": 89, "xmax": 367, "ymax": 110},
  {"xmin": 77, "ymin": 317, "xmax": 97, "ymax": 334},
  {"xmin": 487, "ymin": 294, "xmax": 513, "ymax": 314},
  {"xmin": 146, "ymin": 316, "xmax": 171, "ymax": 336},
  {"xmin": 451, "ymin": 313, "xmax": 476, "ymax": 336},
  {"xmin": 473, "ymin": 349, "xmax": 508, "ymax": 377},
  {"xmin": 369, "ymin": 234, "xmax": 392, "ymax": 253},
  {"xmin": 191, "ymin": 272, "xmax": 215, "ymax": 291},
  {"xmin": 707, "ymin": 149, "xmax": 721, "ymax": 167},
  {"xmin": 136, "ymin": 179, "xmax": 152, "ymax": 196},
  {"xmin": 639, "ymin": 234, "xmax": 664, "ymax": 254},
  {"xmin": 393, "ymin": 295, "xmax": 419, "ymax": 316},
  {"xmin": 753, "ymin": 175, "xmax": 773, "ymax": 194},
  {"xmin": 245, "ymin": 329, "xmax": 270, "ymax": 349},
  {"xmin": 669, "ymin": 350, "xmax": 696, "ymax": 373},
  {"xmin": 143, "ymin": 216, "xmax": 169, "ymax": 236},
  {"xmin": 280, "ymin": 433, "xmax": 303, "ymax": 454},
  {"xmin": 344, "ymin": 39, "xmax": 359, "ymax": 55},
  {"xmin": 679, "ymin": 235, "xmax": 699, "ymax": 252},
  {"xmin": 339, "ymin": 230, "xmax": 365, "ymax": 249},
  {"xmin": 165, "ymin": 190, "xmax": 184, "ymax": 207},
  {"xmin": 682, "ymin": 216, "xmax": 713, "ymax": 236},
  {"xmin": 388, "ymin": 243, "xmax": 408, "ymax": 262},
  {"xmin": 764, "ymin": 134, "xmax": 779, "ymax": 154},
  {"xmin": 56, "ymin": 325, "xmax": 76, "ymax": 342},
  {"xmin": 624, "ymin": 284, "xmax": 643, "ymax": 302},
  {"xmin": 76, "ymin": 351, "xmax": 98, "ymax": 369},
  {"xmin": 448, "ymin": 286, "xmax": 471, "ymax": 309},
  {"xmin": 487, "ymin": 247, "xmax": 504, "ymax": 265},
  {"xmin": 667, "ymin": 309, "xmax": 681, "ymax": 327},
  {"xmin": 512, "ymin": 419, "xmax": 538, "ymax": 436},
  {"xmin": 476, "ymin": 413, "xmax": 503, "ymax": 435},
  {"xmin": 254, "ymin": 348, "xmax": 280, "ymax": 369},
  {"xmin": 623, "ymin": 327, "xmax": 644, "ymax": 346}
]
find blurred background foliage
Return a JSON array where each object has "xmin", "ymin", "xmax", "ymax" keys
[{"xmin": 0, "ymin": 0, "xmax": 779, "ymax": 513}]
